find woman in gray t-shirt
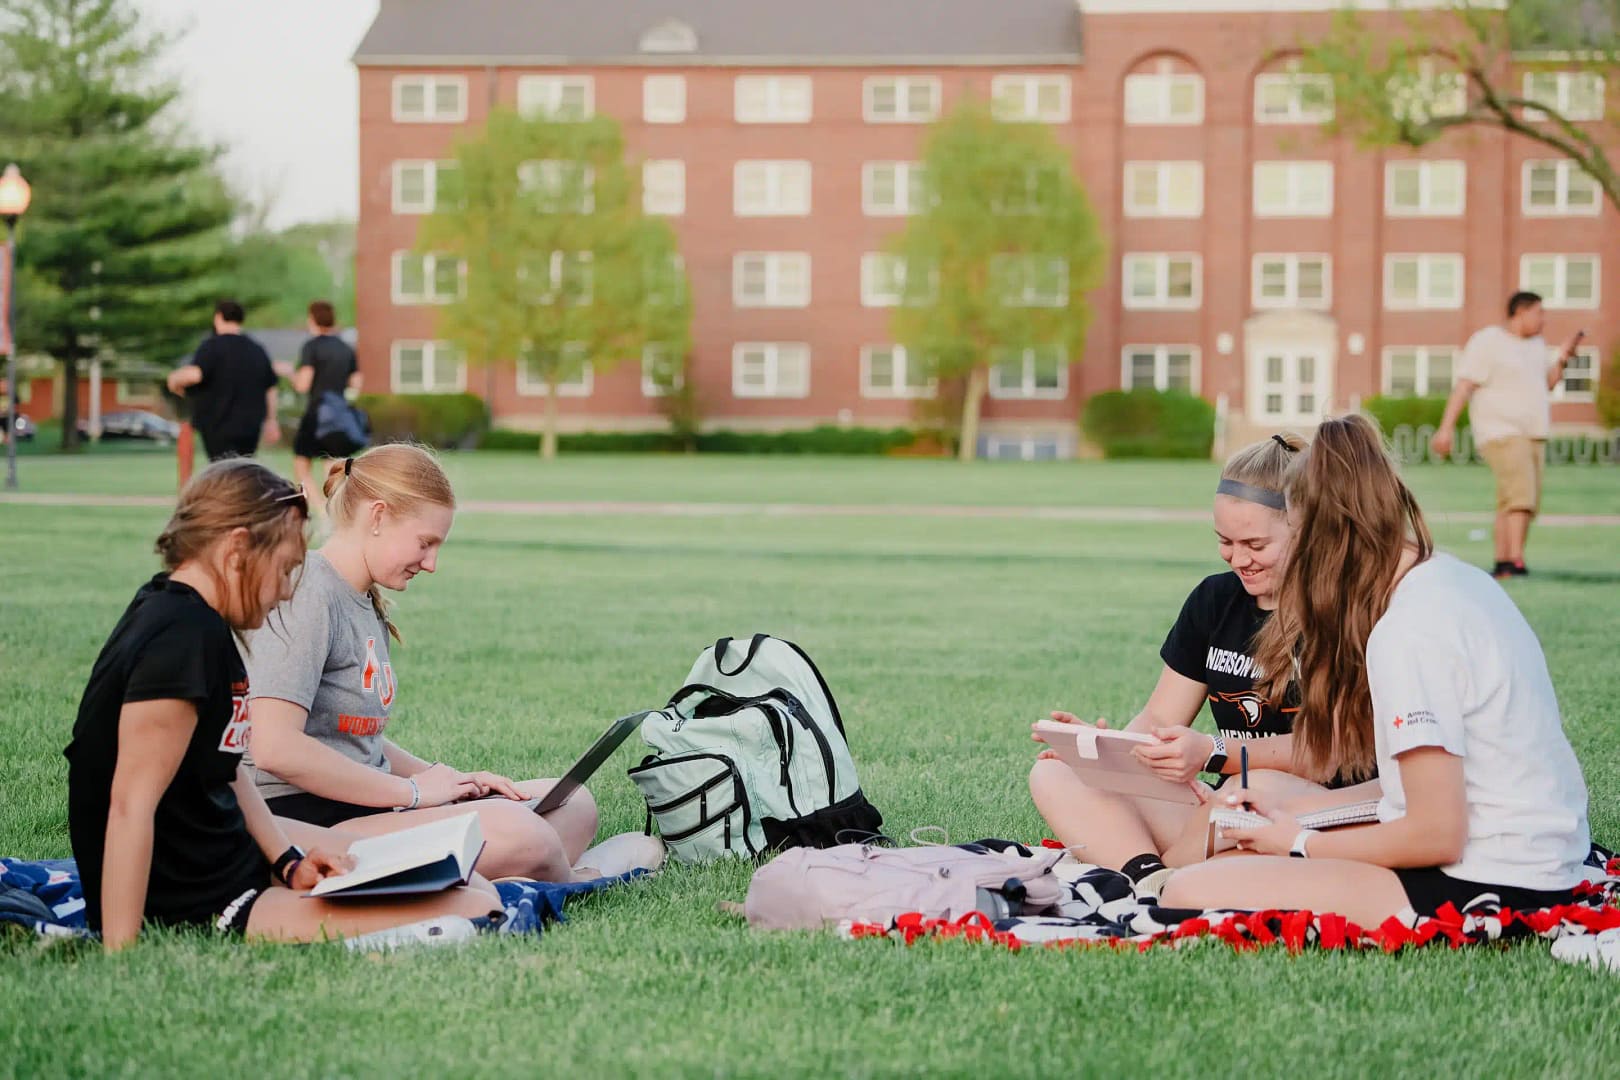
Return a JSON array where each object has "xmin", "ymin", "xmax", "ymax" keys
[{"xmin": 244, "ymin": 444, "xmax": 661, "ymax": 882}]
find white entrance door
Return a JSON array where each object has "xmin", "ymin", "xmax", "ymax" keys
[{"xmin": 1252, "ymin": 347, "xmax": 1328, "ymax": 426}]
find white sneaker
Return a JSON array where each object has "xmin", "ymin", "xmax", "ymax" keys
[{"xmin": 573, "ymin": 832, "xmax": 666, "ymax": 879}]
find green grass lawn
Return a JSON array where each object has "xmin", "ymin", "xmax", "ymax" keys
[{"xmin": 3, "ymin": 454, "xmax": 1619, "ymax": 1077}]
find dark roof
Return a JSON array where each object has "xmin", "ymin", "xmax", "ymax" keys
[{"xmin": 354, "ymin": 1, "xmax": 1084, "ymax": 67}]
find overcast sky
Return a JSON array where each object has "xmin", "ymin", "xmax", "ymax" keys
[{"xmin": 134, "ymin": 0, "xmax": 380, "ymax": 229}]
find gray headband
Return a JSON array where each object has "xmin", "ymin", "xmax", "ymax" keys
[{"xmin": 1217, "ymin": 478, "xmax": 1286, "ymax": 511}]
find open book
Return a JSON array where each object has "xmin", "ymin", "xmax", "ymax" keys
[
  {"xmin": 1210, "ymin": 799, "xmax": 1381, "ymax": 835},
  {"xmin": 308, "ymin": 813, "xmax": 485, "ymax": 899},
  {"xmin": 1032, "ymin": 720, "xmax": 1203, "ymax": 806}
]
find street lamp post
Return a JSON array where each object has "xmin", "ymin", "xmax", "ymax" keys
[{"xmin": 0, "ymin": 163, "xmax": 32, "ymax": 491}]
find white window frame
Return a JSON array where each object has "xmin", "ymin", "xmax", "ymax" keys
[
  {"xmin": 392, "ymin": 75, "xmax": 468, "ymax": 123},
  {"xmin": 1522, "ymin": 160, "xmax": 1602, "ymax": 217},
  {"xmin": 1383, "ymin": 254, "xmax": 1464, "ymax": 310},
  {"xmin": 1122, "ymin": 253, "xmax": 1202, "ymax": 311},
  {"xmin": 1124, "ymin": 72, "xmax": 1204, "ymax": 126},
  {"xmin": 391, "ymin": 160, "xmax": 456, "ymax": 215},
  {"xmin": 1251, "ymin": 346, "xmax": 1330, "ymax": 426},
  {"xmin": 1381, "ymin": 346, "xmax": 1458, "ymax": 397},
  {"xmin": 988, "ymin": 346, "xmax": 1068, "ymax": 400},
  {"xmin": 1523, "ymin": 71, "xmax": 1606, "ymax": 122},
  {"xmin": 1251, "ymin": 254, "xmax": 1332, "ymax": 311},
  {"xmin": 1384, "ymin": 160, "xmax": 1466, "ymax": 217},
  {"xmin": 642, "ymin": 75, "xmax": 686, "ymax": 124},
  {"xmin": 1122, "ymin": 161, "xmax": 1203, "ymax": 218},
  {"xmin": 521, "ymin": 251, "xmax": 594, "ymax": 306},
  {"xmin": 1253, "ymin": 161, "xmax": 1334, "ymax": 218},
  {"xmin": 732, "ymin": 342, "xmax": 810, "ymax": 398},
  {"xmin": 640, "ymin": 344, "xmax": 684, "ymax": 398},
  {"xmin": 861, "ymin": 161, "xmax": 925, "ymax": 217},
  {"xmin": 1120, "ymin": 345, "xmax": 1201, "ymax": 394},
  {"xmin": 734, "ymin": 76, "xmax": 812, "ymax": 123},
  {"xmin": 389, "ymin": 341, "xmax": 466, "ymax": 394},
  {"xmin": 516, "ymin": 75, "xmax": 594, "ymax": 120},
  {"xmin": 983, "ymin": 435, "xmax": 1068, "ymax": 462},
  {"xmin": 992, "ymin": 254, "xmax": 1069, "ymax": 308},
  {"xmin": 1389, "ymin": 62, "xmax": 1467, "ymax": 124},
  {"xmin": 860, "ymin": 254, "xmax": 935, "ymax": 308},
  {"xmin": 516, "ymin": 342, "xmax": 592, "ymax": 398},
  {"xmin": 518, "ymin": 160, "xmax": 595, "ymax": 213},
  {"xmin": 990, "ymin": 74, "xmax": 1071, "ymax": 123},
  {"xmin": 1520, "ymin": 254, "xmax": 1601, "ymax": 310},
  {"xmin": 863, "ymin": 76, "xmax": 941, "ymax": 123},
  {"xmin": 732, "ymin": 252, "xmax": 811, "ymax": 308},
  {"xmin": 391, "ymin": 251, "xmax": 465, "ymax": 305},
  {"xmin": 1254, "ymin": 72, "xmax": 1334, "ymax": 124},
  {"xmin": 642, "ymin": 160, "xmax": 685, "ymax": 216},
  {"xmin": 733, "ymin": 160, "xmax": 811, "ymax": 217},
  {"xmin": 860, "ymin": 345, "xmax": 937, "ymax": 399},
  {"xmin": 1552, "ymin": 344, "xmax": 1600, "ymax": 403}
]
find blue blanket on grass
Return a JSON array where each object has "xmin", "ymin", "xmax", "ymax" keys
[{"xmin": 0, "ymin": 857, "xmax": 635, "ymax": 940}]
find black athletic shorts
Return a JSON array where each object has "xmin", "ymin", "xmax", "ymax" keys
[
  {"xmin": 200, "ymin": 430, "xmax": 260, "ymax": 462},
  {"xmin": 267, "ymin": 791, "xmax": 380, "ymax": 828},
  {"xmin": 145, "ymin": 866, "xmax": 272, "ymax": 937},
  {"xmin": 292, "ymin": 411, "xmax": 324, "ymax": 460},
  {"xmin": 1394, "ymin": 867, "xmax": 1578, "ymax": 918}
]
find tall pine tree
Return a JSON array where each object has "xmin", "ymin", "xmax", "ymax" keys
[{"xmin": 0, "ymin": 0, "xmax": 239, "ymax": 450}]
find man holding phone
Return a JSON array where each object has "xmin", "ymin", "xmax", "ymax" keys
[{"xmin": 1432, "ymin": 290, "xmax": 1586, "ymax": 579}]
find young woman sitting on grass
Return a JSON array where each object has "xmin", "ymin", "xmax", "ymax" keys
[
  {"xmin": 1161, "ymin": 415, "xmax": 1591, "ymax": 926},
  {"xmin": 1030, "ymin": 433, "xmax": 1379, "ymax": 895},
  {"xmin": 65, "ymin": 460, "xmax": 504, "ymax": 948},
  {"xmin": 243, "ymin": 443, "xmax": 662, "ymax": 882}
]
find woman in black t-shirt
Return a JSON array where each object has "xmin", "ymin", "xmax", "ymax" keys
[
  {"xmin": 66, "ymin": 460, "xmax": 500, "ymax": 948},
  {"xmin": 1030, "ymin": 435, "xmax": 1381, "ymax": 894}
]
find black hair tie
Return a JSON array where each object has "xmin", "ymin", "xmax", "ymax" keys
[
  {"xmin": 344, "ymin": 457, "xmax": 354, "ymax": 476},
  {"xmin": 1271, "ymin": 434, "xmax": 1297, "ymax": 452}
]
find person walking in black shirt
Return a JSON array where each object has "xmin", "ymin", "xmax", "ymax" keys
[
  {"xmin": 66, "ymin": 459, "xmax": 501, "ymax": 948},
  {"xmin": 166, "ymin": 300, "xmax": 281, "ymax": 461},
  {"xmin": 291, "ymin": 300, "xmax": 361, "ymax": 512}
]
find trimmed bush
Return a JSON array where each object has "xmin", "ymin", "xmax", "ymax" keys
[
  {"xmin": 481, "ymin": 425, "xmax": 918, "ymax": 456},
  {"xmin": 356, "ymin": 393, "xmax": 489, "ymax": 449},
  {"xmin": 1080, "ymin": 390, "xmax": 1215, "ymax": 459},
  {"xmin": 1361, "ymin": 395, "xmax": 1467, "ymax": 435}
]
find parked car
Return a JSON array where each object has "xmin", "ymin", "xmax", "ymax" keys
[
  {"xmin": 79, "ymin": 410, "xmax": 180, "ymax": 445},
  {"xmin": 0, "ymin": 412, "xmax": 34, "ymax": 440}
]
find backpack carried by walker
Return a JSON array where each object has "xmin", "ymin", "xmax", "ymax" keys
[
  {"xmin": 743, "ymin": 840, "xmax": 1068, "ymax": 930},
  {"xmin": 628, "ymin": 635, "xmax": 884, "ymax": 863}
]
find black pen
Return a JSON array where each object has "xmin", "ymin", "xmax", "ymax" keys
[{"xmin": 1240, "ymin": 744, "xmax": 1250, "ymax": 802}]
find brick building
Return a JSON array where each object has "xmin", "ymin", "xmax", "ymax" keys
[{"xmin": 354, "ymin": 0, "xmax": 1613, "ymax": 458}]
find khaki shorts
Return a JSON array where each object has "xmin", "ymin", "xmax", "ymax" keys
[{"xmin": 1478, "ymin": 436, "xmax": 1545, "ymax": 516}]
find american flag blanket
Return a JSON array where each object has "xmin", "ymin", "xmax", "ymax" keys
[{"xmin": 839, "ymin": 841, "xmax": 1620, "ymax": 955}]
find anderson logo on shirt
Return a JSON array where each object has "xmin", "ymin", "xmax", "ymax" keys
[
  {"xmin": 360, "ymin": 637, "xmax": 396, "ymax": 709},
  {"xmin": 1205, "ymin": 647, "xmax": 1263, "ymax": 680},
  {"xmin": 219, "ymin": 678, "xmax": 251, "ymax": 754}
]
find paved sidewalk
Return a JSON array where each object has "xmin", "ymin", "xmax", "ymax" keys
[{"xmin": 5, "ymin": 490, "xmax": 1618, "ymax": 527}]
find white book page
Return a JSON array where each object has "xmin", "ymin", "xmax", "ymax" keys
[{"xmin": 309, "ymin": 812, "xmax": 482, "ymax": 897}]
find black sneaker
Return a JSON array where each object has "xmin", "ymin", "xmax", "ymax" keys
[
  {"xmin": 1492, "ymin": 561, "xmax": 1514, "ymax": 579},
  {"xmin": 1509, "ymin": 563, "xmax": 1530, "ymax": 577}
]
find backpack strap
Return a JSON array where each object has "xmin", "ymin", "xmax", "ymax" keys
[{"xmin": 713, "ymin": 633, "xmax": 770, "ymax": 677}]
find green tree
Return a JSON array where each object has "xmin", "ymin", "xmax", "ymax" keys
[
  {"xmin": 889, "ymin": 103, "xmax": 1106, "ymax": 461},
  {"xmin": 1304, "ymin": 0, "xmax": 1620, "ymax": 210},
  {"xmin": 0, "ymin": 0, "xmax": 241, "ymax": 450},
  {"xmin": 418, "ymin": 109, "xmax": 692, "ymax": 458},
  {"xmin": 232, "ymin": 220, "xmax": 356, "ymax": 328}
]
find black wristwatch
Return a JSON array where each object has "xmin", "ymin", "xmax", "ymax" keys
[
  {"xmin": 271, "ymin": 844, "xmax": 306, "ymax": 887},
  {"xmin": 1202, "ymin": 734, "xmax": 1229, "ymax": 776}
]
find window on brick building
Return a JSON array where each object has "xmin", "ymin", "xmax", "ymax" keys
[
  {"xmin": 991, "ymin": 75, "xmax": 1070, "ymax": 123},
  {"xmin": 861, "ymin": 345, "xmax": 936, "ymax": 399},
  {"xmin": 1253, "ymin": 161, "xmax": 1333, "ymax": 217},
  {"xmin": 1520, "ymin": 254, "xmax": 1599, "ymax": 309},
  {"xmin": 518, "ymin": 251, "xmax": 594, "ymax": 306},
  {"xmin": 642, "ymin": 75, "xmax": 687, "ymax": 123},
  {"xmin": 393, "ymin": 76, "xmax": 467, "ymax": 123},
  {"xmin": 735, "ymin": 76, "xmax": 812, "ymax": 123},
  {"xmin": 391, "ymin": 161, "xmax": 460, "ymax": 214},
  {"xmin": 517, "ymin": 160, "xmax": 594, "ymax": 213},
  {"xmin": 733, "ymin": 253, "xmax": 811, "ymax": 307},
  {"xmin": 1124, "ymin": 72, "xmax": 1203, "ymax": 125},
  {"xmin": 865, "ymin": 76, "xmax": 941, "ymax": 123},
  {"xmin": 734, "ymin": 160, "xmax": 811, "ymax": 216},
  {"xmin": 1385, "ymin": 161, "xmax": 1465, "ymax": 216},
  {"xmin": 517, "ymin": 75, "xmax": 594, "ymax": 120},
  {"xmin": 1252, "ymin": 254, "xmax": 1331, "ymax": 310},
  {"xmin": 991, "ymin": 255, "xmax": 1068, "ymax": 308},
  {"xmin": 1552, "ymin": 345, "xmax": 1599, "ymax": 402},
  {"xmin": 733, "ymin": 343, "xmax": 810, "ymax": 397},
  {"xmin": 989, "ymin": 346, "xmax": 1066, "ymax": 399},
  {"xmin": 642, "ymin": 160, "xmax": 685, "ymax": 216},
  {"xmin": 1383, "ymin": 346, "xmax": 1456, "ymax": 396},
  {"xmin": 1388, "ymin": 62, "xmax": 1467, "ymax": 124},
  {"xmin": 1123, "ymin": 253, "xmax": 1200, "ymax": 310},
  {"xmin": 1123, "ymin": 161, "xmax": 1202, "ymax": 218},
  {"xmin": 1523, "ymin": 160, "xmax": 1600, "ymax": 216},
  {"xmin": 1254, "ymin": 72, "xmax": 1334, "ymax": 124},
  {"xmin": 1523, "ymin": 71, "xmax": 1605, "ymax": 122},
  {"xmin": 1383, "ymin": 254, "xmax": 1463, "ymax": 309},
  {"xmin": 392, "ymin": 253, "xmax": 465, "ymax": 305},
  {"xmin": 391, "ymin": 342, "xmax": 465, "ymax": 393},
  {"xmin": 1121, "ymin": 346, "xmax": 1198, "ymax": 393},
  {"xmin": 861, "ymin": 254, "xmax": 936, "ymax": 308},
  {"xmin": 516, "ymin": 342, "xmax": 592, "ymax": 397},
  {"xmin": 862, "ymin": 162, "xmax": 927, "ymax": 216},
  {"xmin": 641, "ymin": 344, "xmax": 684, "ymax": 398}
]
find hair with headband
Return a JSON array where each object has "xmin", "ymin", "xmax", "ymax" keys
[{"xmin": 1217, "ymin": 432, "xmax": 1308, "ymax": 511}]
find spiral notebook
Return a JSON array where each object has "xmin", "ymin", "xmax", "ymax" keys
[{"xmin": 1209, "ymin": 799, "xmax": 1381, "ymax": 835}]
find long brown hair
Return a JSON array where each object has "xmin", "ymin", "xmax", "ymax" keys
[
  {"xmin": 155, "ymin": 460, "xmax": 309, "ymax": 630},
  {"xmin": 322, "ymin": 443, "xmax": 456, "ymax": 642},
  {"xmin": 1252, "ymin": 415, "xmax": 1433, "ymax": 781}
]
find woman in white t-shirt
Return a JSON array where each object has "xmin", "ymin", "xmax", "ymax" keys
[
  {"xmin": 245, "ymin": 443, "xmax": 664, "ymax": 883},
  {"xmin": 1162, "ymin": 415, "xmax": 1591, "ymax": 926}
]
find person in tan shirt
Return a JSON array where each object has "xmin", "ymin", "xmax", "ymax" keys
[{"xmin": 1431, "ymin": 291, "xmax": 1584, "ymax": 580}]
